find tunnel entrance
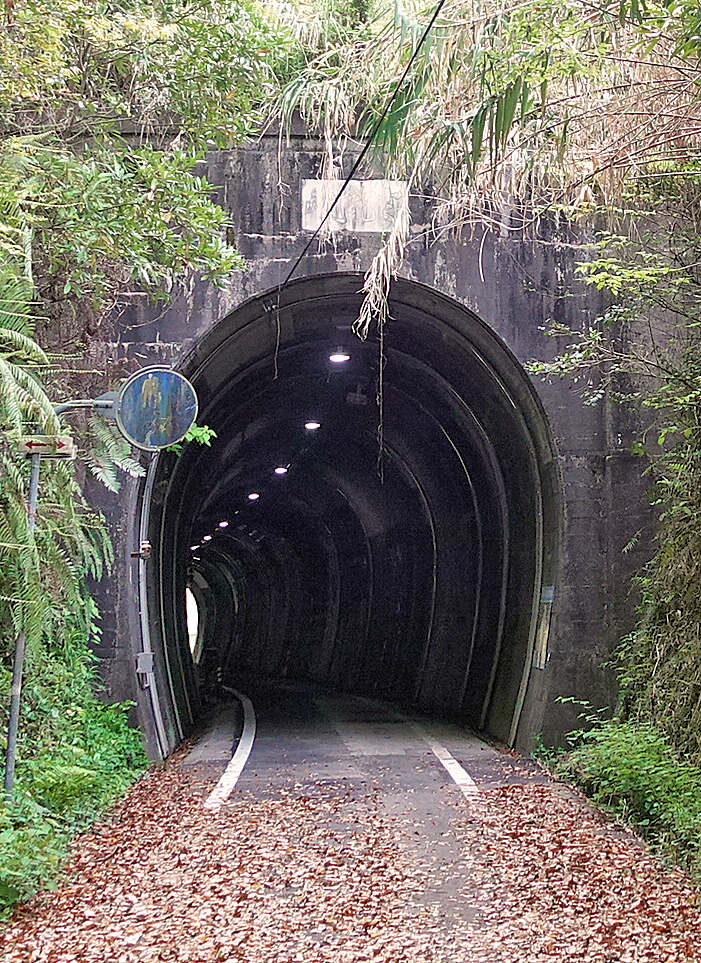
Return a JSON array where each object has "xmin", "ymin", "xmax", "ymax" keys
[{"xmin": 137, "ymin": 274, "xmax": 560, "ymax": 757}]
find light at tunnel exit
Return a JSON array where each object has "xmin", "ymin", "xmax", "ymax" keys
[{"xmin": 185, "ymin": 587, "xmax": 199, "ymax": 658}]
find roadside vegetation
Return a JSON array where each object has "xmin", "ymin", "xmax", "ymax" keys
[
  {"xmin": 0, "ymin": 265, "xmax": 144, "ymax": 912},
  {"xmin": 0, "ymin": 0, "xmax": 299, "ymax": 915},
  {"xmin": 540, "ymin": 168, "xmax": 701, "ymax": 875},
  {"xmin": 551, "ymin": 714, "xmax": 701, "ymax": 878}
]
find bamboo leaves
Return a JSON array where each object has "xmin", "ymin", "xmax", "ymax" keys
[
  {"xmin": 277, "ymin": 0, "xmax": 701, "ymax": 341},
  {"xmin": 280, "ymin": 0, "xmax": 701, "ymax": 220}
]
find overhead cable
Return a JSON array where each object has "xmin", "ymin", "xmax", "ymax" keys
[{"xmin": 280, "ymin": 0, "xmax": 448, "ymax": 290}]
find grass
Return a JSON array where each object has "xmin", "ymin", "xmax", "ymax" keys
[
  {"xmin": 0, "ymin": 675, "xmax": 147, "ymax": 917},
  {"xmin": 550, "ymin": 715, "xmax": 701, "ymax": 877}
]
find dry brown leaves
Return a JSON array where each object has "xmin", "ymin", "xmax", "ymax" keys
[
  {"xmin": 453, "ymin": 785, "xmax": 701, "ymax": 962},
  {"xmin": 0, "ymin": 766, "xmax": 454, "ymax": 963},
  {"xmin": 2, "ymin": 761, "xmax": 701, "ymax": 962}
]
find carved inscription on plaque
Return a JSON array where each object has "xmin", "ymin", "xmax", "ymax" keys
[{"xmin": 302, "ymin": 179, "xmax": 409, "ymax": 233}]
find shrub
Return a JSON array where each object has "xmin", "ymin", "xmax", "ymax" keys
[
  {"xmin": 557, "ymin": 718, "xmax": 701, "ymax": 874},
  {"xmin": 0, "ymin": 795, "xmax": 67, "ymax": 910},
  {"xmin": 0, "ymin": 650, "xmax": 147, "ymax": 916}
]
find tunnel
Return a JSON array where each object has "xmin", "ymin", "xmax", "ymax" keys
[{"xmin": 135, "ymin": 274, "xmax": 561, "ymax": 757}]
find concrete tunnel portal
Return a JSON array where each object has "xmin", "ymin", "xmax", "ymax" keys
[{"xmin": 137, "ymin": 274, "xmax": 561, "ymax": 757}]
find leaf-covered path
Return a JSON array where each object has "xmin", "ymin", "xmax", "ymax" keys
[{"xmin": 2, "ymin": 684, "xmax": 701, "ymax": 962}]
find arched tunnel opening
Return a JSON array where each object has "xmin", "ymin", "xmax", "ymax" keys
[{"xmin": 139, "ymin": 274, "xmax": 561, "ymax": 756}]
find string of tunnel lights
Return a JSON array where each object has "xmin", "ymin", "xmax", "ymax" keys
[{"xmin": 189, "ymin": 350, "xmax": 351, "ymax": 559}]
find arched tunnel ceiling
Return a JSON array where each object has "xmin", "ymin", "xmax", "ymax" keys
[{"xmin": 147, "ymin": 274, "xmax": 560, "ymax": 750}]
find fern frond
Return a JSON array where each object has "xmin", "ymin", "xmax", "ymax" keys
[{"xmin": 0, "ymin": 325, "xmax": 49, "ymax": 365}]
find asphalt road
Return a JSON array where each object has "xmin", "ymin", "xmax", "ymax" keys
[
  {"xmin": 186, "ymin": 679, "xmax": 552, "ymax": 799},
  {"xmin": 185, "ymin": 680, "xmax": 557, "ymax": 952}
]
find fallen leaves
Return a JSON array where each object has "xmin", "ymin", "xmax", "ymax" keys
[
  {"xmin": 0, "ymin": 767, "xmax": 450, "ymax": 962},
  {"xmin": 449, "ymin": 783, "xmax": 701, "ymax": 961},
  {"xmin": 1, "ymin": 756, "xmax": 701, "ymax": 962}
]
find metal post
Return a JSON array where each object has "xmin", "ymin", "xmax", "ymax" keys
[
  {"xmin": 4, "ymin": 454, "xmax": 42, "ymax": 798},
  {"xmin": 3, "ymin": 399, "xmax": 115, "ymax": 799},
  {"xmin": 53, "ymin": 399, "xmax": 115, "ymax": 417}
]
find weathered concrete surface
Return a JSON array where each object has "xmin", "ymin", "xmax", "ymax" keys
[
  {"xmin": 181, "ymin": 705, "xmax": 240, "ymax": 768},
  {"xmin": 81, "ymin": 130, "xmax": 654, "ymax": 750}
]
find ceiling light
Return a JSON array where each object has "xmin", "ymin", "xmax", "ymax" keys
[
  {"xmin": 274, "ymin": 466, "xmax": 288, "ymax": 475},
  {"xmin": 248, "ymin": 492, "xmax": 260, "ymax": 501},
  {"xmin": 305, "ymin": 421, "xmax": 321, "ymax": 430},
  {"xmin": 203, "ymin": 534, "xmax": 212, "ymax": 541},
  {"xmin": 190, "ymin": 544, "xmax": 199, "ymax": 551},
  {"xmin": 329, "ymin": 350, "xmax": 350, "ymax": 364},
  {"xmin": 218, "ymin": 520, "xmax": 229, "ymax": 528}
]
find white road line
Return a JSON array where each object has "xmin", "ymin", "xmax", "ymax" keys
[
  {"xmin": 412, "ymin": 724, "xmax": 481, "ymax": 801},
  {"xmin": 319, "ymin": 696, "xmax": 481, "ymax": 802},
  {"xmin": 203, "ymin": 687, "xmax": 256, "ymax": 812}
]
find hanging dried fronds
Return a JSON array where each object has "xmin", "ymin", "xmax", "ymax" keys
[
  {"xmin": 353, "ymin": 184, "xmax": 410, "ymax": 339},
  {"xmin": 279, "ymin": 0, "xmax": 701, "ymax": 333}
]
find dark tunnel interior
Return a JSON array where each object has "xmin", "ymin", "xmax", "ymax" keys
[{"xmin": 143, "ymin": 274, "xmax": 560, "ymax": 752}]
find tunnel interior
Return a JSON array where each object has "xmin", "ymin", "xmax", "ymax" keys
[{"xmin": 142, "ymin": 274, "xmax": 560, "ymax": 755}]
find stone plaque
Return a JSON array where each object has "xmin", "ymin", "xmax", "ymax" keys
[{"xmin": 302, "ymin": 179, "xmax": 409, "ymax": 233}]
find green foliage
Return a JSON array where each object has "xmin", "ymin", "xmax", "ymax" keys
[
  {"xmin": 0, "ymin": 263, "xmax": 107, "ymax": 643},
  {"xmin": 610, "ymin": 441, "xmax": 701, "ymax": 762},
  {"xmin": 0, "ymin": 503, "xmax": 146, "ymax": 916},
  {"xmin": 0, "ymin": 264, "xmax": 55, "ymax": 433},
  {"xmin": 0, "ymin": 663, "xmax": 147, "ymax": 913},
  {"xmin": 0, "ymin": 0, "xmax": 303, "ymax": 917},
  {"xmin": 0, "ymin": 0, "xmax": 297, "ymax": 322},
  {"xmin": 23, "ymin": 696, "xmax": 145, "ymax": 815},
  {"xmin": 0, "ymin": 247, "xmax": 143, "ymax": 918},
  {"xmin": 0, "ymin": 0, "xmax": 302, "ymax": 923},
  {"xmin": 0, "ymin": 795, "xmax": 67, "ymax": 910},
  {"xmin": 275, "ymin": 0, "xmax": 701, "ymax": 333},
  {"xmin": 166, "ymin": 422, "xmax": 217, "ymax": 456},
  {"xmin": 280, "ymin": 0, "xmax": 701, "ymax": 207},
  {"xmin": 527, "ymin": 173, "xmax": 701, "ymax": 409},
  {"xmin": 526, "ymin": 171, "xmax": 701, "ymax": 871},
  {"xmin": 86, "ymin": 418, "xmax": 146, "ymax": 493},
  {"xmin": 0, "ymin": 0, "xmax": 288, "ymax": 149},
  {"xmin": 527, "ymin": 171, "xmax": 701, "ymax": 777},
  {"xmin": 0, "ymin": 141, "xmax": 243, "ymax": 306},
  {"xmin": 556, "ymin": 715, "xmax": 701, "ymax": 874}
]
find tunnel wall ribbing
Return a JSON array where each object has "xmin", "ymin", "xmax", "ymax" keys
[
  {"xmin": 140, "ymin": 275, "xmax": 556, "ymax": 749},
  {"xmin": 87, "ymin": 130, "xmax": 654, "ymax": 758}
]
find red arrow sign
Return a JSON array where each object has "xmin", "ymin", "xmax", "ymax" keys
[{"xmin": 17, "ymin": 435, "xmax": 77, "ymax": 459}]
